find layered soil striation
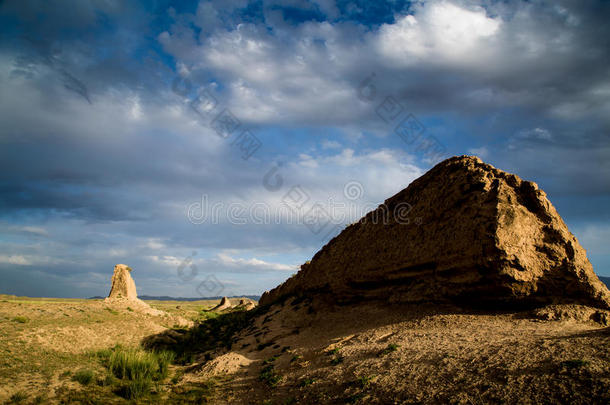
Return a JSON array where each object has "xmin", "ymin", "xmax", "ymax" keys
[{"xmin": 261, "ymin": 156, "xmax": 610, "ymax": 309}]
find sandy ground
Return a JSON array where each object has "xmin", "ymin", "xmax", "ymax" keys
[
  {"xmin": 181, "ymin": 298, "xmax": 610, "ymax": 404},
  {"xmin": 1, "ymin": 294, "xmax": 608, "ymax": 404}
]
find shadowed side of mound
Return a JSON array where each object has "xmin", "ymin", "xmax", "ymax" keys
[{"xmin": 260, "ymin": 156, "xmax": 610, "ymax": 310}]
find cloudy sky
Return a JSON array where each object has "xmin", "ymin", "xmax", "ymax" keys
[{"xmin": 1, "ymin": 0, "xmax": 609, "ymax": 298}]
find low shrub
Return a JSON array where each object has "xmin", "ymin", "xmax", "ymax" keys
[
  {"xmin": 259, "ymin": 356, "xmax": 281, "ymax": 387},
  {"xmin": 355, "ymin": 375, "xmax": 373, "ymax": 388},
  {"xmin": 108, "ymin": 347, "xmax": 174, "ymax": 381},
  {"xmin": 8, "ymin": 391, "xmax": 28, "ymax": 403},
  {"xmin": 72, "ymin": 369, "xmax": 94, "ymax": 385},
  {"xmin": 379, "ymin": 343, "xmax": 399, "ymax": 356},
  {"xmin": 144, "ymin": 307, "xmax": 266, "ymax": 364},
  {"xmin": 115, "ymin": 379, "xmax": 152, "ymax": 400},
  {"xmin": 299, "ymin": 377, "xmax": 316, "ymax": 387},
  {"xmin": 325, "ymin": 347, "xmax": 340, "ymax": 356},
  {"xmin": 92, "ymin": 346, "xmax": 175, "ymax": 399}
]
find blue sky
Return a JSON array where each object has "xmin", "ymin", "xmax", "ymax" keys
[{"xmin": 1, "ymin": 0, "xmax": 609, "ymax": 298}]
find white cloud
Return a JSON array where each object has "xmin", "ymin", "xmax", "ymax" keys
[
  {"xmin": 298, "ymin": 153, "xmax": 319, "ymax": 168},
  {"xmin": 154, "ymin": 0, "xmax": 610, "ymax": 131},
  {"xmin": 518, "ymin": 127, "xmax": 552, "ymax": 141},
  {"xmin": 0, "ymin": 253, "xmax": 73, "ymax": 266},
  {"xmin": 468, "ymin": 146, "xmax": 489, "ymax": 159},
  {"xmin": 0, "ymin": 224, "xmax": 48, "ymax": 237},
  {"xmin": 376, "ymin": 2, "xmax": 501, "ymax": 65},
  {"xmin": 107, "ymin": 249, "xmax": 129, "ymax": 258},
  {"xmin": 0, "ymin": 255, "xmax": 31, "ymax": 265},
  {"xmin": 149, "ymin": 255, "xmax": 182, "ymax": 267},
  {"xmin": 3, "ymin": 0, "xmax": 610, "ymax": 297},
  {"xmin": 216, "ymin": 253, "xmax": 296, "ymax": 271},
  {"xmin": 19, "ymin": 226, "xmax": 48, "ymax": 236},
  {"xmin": 321, "ymin": 139, "xmax": 341, "ymax": 149},
  {"xmin": 143, "ymin": 238, "xmax": 166, "ymax": 250}
]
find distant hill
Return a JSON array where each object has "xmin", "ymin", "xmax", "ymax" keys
[
  {"xmin": 88, "ymin": 295, "xmax": 260, "ymax": 302},
  {"xmin": 600, "ymin": 276, "xmax": 610, "ymax": 289}
]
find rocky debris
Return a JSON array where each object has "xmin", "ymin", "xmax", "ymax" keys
[
  {"xmin": 260, "ymin": 156, "xmax": 610, "ymax": 309},
  {"xmin": 236, "ymin": 298, "xmax": 256, "ymax": 311},
  {"xmin": 107, "ymin": 264, "xmax": 138, "ymax": 300},
  {"xmin": 212, "ymin": 297, "xmax": 233, "ymax": 311},
  {"xmin": 532, "ymin": 304, "xmax": 609, "ymax": 326},
  {"xmin": 210, "ymin": 297, "xmax": 257, "ymax": 312}
]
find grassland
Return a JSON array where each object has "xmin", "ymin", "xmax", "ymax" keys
[
  {"xmin": 2, "ymin": 294, "xmax": 609, "ymax": 404},
  {"xmin": 0, "ymin": 294, "xmax": 225, "ymax": 403}
]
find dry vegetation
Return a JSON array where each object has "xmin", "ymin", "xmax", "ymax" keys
[
  {"xmin": 0, "ymin": 294, "xmax": 218, "ymax": 403},
  {"xmin": 1, "ymin": 294, "xmax": 609, "ymax": 404}
]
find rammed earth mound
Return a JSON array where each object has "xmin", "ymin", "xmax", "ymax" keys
[{"xmin": 261, "ymin": 156, "xmax": 610, "ymax": 309}]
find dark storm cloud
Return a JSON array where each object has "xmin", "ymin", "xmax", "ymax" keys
[
  {"xmin": 158, "ymin": 0, "xmax": 610, "ymax": 202},
  {"xmin": 1, "ymin": 0, "xmax": 609, "ymax": 297}
]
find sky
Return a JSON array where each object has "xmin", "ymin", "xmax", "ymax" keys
[{"xmin": 0, "ymin": 0, "xmax": 609, "ymax": 298}]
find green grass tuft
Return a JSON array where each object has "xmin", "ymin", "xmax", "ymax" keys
[
  {"xmin": 108, "ymin": 347, "xmax": 174, "ymax": 381},
  {"xmin": 144, "ymin": 307, "xmax": 267, "ymax": 364},
  {"xmin": 92, "ymin": 347, "xmax": 114, "ymax": 361},
  {"xmin": 379, "ymin": 343, "xmax": 399, "ymax": 356},
  {"xmin": 12, "ymin": 316, "xmax": 28, "ymax": 323},
  {"xmin": 72, "ymin": 369, "xmax": 95, "ymax": 385},
  {"xmin": 89, "ymin": 346, "xmax": 175, "ymax": 399},
  {"xmin": 8, "ymin": 391, "xmax": 28, "ymax": 403},
  {"xmin": 115, "ymin": 378, "xmax": 152, "ymax": 400},
  {"xmin": 262, "ymin": 355, "xmax": 279, "ymax": 365},
  {"xmin": 97, "ymin": 374, "xmax": 115, "ymax": 387},
  {"xmin": 259, "ymin": 356, "xmax": 281, "ymax": 387},
  {"xmin": 325, "ymin": 347, "xmax": 340, "ymax": 356},
  {"xmin": 355, "ymin": 375, "xmax": 374, "ymax": 388},
  {"xmin": 326, "ymin": 347, "xmax": 344, "ymax": 365},
  {"xmin": 299, "ymin": 377, "xmax": 316, "ymax": 387}
]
